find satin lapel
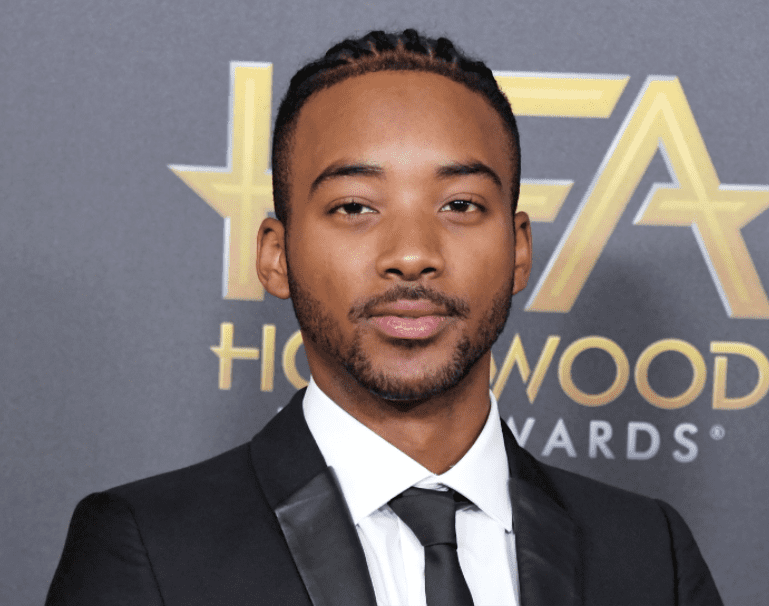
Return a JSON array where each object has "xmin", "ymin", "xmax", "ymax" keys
[
  {"xmin": 275, "ymin": 467, "xmax": 377, "ymax": 606},
  {"xmin": 502, "ymin": 421, "xmax": 583, "ymax": 606},
  {"xmin": 250, "ymin": 390, "xmax": 377, "ymax": 606}
]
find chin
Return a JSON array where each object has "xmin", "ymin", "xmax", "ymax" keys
[{"xmin": 345, "ymin": 340, "xmax": 478, "ymax": 403}]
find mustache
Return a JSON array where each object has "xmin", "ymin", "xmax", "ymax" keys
[{"xmin": 348, "ymin": 284, "xmax": 470, "ymax": 321}]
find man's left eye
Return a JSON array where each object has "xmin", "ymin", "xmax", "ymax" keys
[{"xmin": 440, "ymin": 199, "xmax": 482, "ymax": 213}]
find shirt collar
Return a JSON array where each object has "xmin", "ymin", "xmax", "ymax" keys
[{"xmin": 302, "ymin": 377, "xmax": 512, "ymax": 531}]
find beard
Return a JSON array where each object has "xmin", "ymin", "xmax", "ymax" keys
[{"xmin": 287, "ymin": 264, "xmax": 514, "ymax": 403}]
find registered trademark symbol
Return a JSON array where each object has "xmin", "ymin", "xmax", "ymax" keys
[{"xmin": 709, "ymin": 425, "xmax": 726, "ymax": 440}]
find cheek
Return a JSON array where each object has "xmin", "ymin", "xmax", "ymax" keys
[
  {"xmin": 290, "ymin": 226, "xmax": 374, "ymax": 305},
  {"xmin": 448, "ymin": 230, "xmax": 515, "ymax": 294},
  {"xmin": 330, "ymin": 239, "xmax": 371, "ymax": 273}
]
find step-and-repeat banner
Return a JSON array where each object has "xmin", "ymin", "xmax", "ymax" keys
[{"xmin": 2, "ymin": 1, "xmax": 767, "ymax": 603}]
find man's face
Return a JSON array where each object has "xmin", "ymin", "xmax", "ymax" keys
[{"xmin": 281, "ymin": 71, "xmax": 528, "ymax": 401}]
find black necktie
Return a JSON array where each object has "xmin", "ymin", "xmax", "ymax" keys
[{"xmin": 388, "ymin": 487, "xmax": 475, "ymax": 606}]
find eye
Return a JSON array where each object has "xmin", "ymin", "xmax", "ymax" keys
[
  {"xmin": 440, "ymin": 199, "xmax": 484, "ymax": 213},
  {"xmin": 332, "ymin": 201, "xmax": 376, "ymax": 215}
]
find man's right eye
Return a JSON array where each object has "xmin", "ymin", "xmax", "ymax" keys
[{"xmin": 333, "ymin": 202, "xmax": 375, "ymax": 215}]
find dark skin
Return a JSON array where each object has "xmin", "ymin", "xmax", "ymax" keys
[{"xmin": 257, "ymin": 71, "xmax": 532, "ymax": 474}]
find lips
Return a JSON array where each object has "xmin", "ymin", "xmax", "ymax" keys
[
  {"xmin": 367, "ymin": 299, "xmax": 452, "ymax": 339},
  {"xmin": 370, "ymin": 315, "xmax": 448, "ymax": 339}
]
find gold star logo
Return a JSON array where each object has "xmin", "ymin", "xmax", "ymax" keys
[{"xmin": 169, "ymin": 63, "xmax": 273, "ymax": 300}]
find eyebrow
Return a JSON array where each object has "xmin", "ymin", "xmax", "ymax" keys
[
  {"xmin": 435, "ymin": 161, "xmax": 503, "ymax": 191},
  {"xmin": 309, "ymin": 162, "xmax": 384, "ymax": 196},
  {"xmin": 309, "ymin": 160, "xmax": 503, "ymax": 196}
]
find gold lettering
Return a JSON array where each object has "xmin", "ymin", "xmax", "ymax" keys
[
  {"xmin": 492, "ymin": 335, "xmax": 530, "ymax": 400},
  {"xmin": 492, "ymin": 334, "xmax": 561, "ymax": 403},
  {"xmin": 210, "ymin": 322, "xmax": 260, "ymax": 390},
  {"xmin": 518, "ymin": 179, "xmax": 573, "ymax": 223},
  {"xmin": 558, "ymin": 336, "xmax": 629, "ymax": 406},
  {"xmin": 261, "ymin": 324, "xmax": 276, "ymax": 392},
  {"xmin": 282, "ymin": 330, "xmax": 308, "ymax": 390},
  {"xmin": 526, "ymin": 336, "xmax": 561, "ymax": 403},
  {"xmin": 634, "ymin": 339, "xmax": 706, "ymax": 409},
  {"xmin": 495, "ymin": 72, "xmax": 629, "ymax": 118},
  {"xmin": 496, "ymin": 73, "xmax": 629, "ymax": 224},
  {"xmin": 711, "ymin": 341, "xmax": 769, "ymax": 410},
  {"xmin": 526, "ymin": 77, "xmax": 769, "ymax": 319}
]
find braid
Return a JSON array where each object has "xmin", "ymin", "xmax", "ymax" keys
[{"xmin": 271, "ymin": 29, "xmax": 520, "ymax": 226}]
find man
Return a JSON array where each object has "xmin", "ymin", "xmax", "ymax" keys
[{"xmin": 47, "ymin": 29, "xmax": 722, "ymax": 605}]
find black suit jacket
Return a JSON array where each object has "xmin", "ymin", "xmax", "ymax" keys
[{"xmin": 47, "ymin": 389, "xmax": 722, "ymax": 605}]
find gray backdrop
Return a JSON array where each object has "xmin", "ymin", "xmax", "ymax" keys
[{"xmin": 2, "ymin": 1, "xmax": 767, "ymax": 604}]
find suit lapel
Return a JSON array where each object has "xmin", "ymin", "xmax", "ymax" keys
[
  {"xmin": 249, "ymin": 390, "xmax": 377, "ymax": 606},
  {"xmin": 502, "ymin": 422, "xmax": 583, "ymax": 606}
]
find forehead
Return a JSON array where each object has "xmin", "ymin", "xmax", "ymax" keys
[{"xmin": 290, "ymin": 70, "xmax": 513, "ymax": 189}]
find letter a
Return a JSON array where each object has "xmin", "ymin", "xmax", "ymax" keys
[{"xmin": 527, "ymin": 77, "xmax": 769, "ymax": 319}]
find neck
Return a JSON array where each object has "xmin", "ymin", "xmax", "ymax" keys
[{"xmin": 308, "ymin": 351, "xmax": 492, "ymax": 475}]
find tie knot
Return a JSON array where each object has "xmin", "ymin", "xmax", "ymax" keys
[{"xmin": 388, "ymin": 487, "xmax": 464, "ymax": 547}]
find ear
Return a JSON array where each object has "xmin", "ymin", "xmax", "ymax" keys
[
  {"xmin": 512, "ymin": 211, "xmax": 532, "ymax": 295},
  {"xmin": 256, "ymin": 218, "xmax": 290, "ymax": 300}
]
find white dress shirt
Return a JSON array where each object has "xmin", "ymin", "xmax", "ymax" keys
[{"xmin": 303, "ymin": 377, "xmax": 520, "ymax": 606}]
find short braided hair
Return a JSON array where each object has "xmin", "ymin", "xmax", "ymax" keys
[{"xmin": 271, "ymin": 28, "xmax": 521, "ymax": 226}]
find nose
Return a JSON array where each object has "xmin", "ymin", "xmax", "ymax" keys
[{"xmin": 375, "ymin": 213, "xmax": 445, "ymax": 281}]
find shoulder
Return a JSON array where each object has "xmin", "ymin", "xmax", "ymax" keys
[
  {"xmin": 48, "ymin": 441, "xmax": 297, "ymax": 605},
  {"xmin": 63, "ymin": 441, "xmax": 273, "ymax": 564},
  {"xmin": 509, "ymin": 432, "xmax": 668, "ymax": 527},
  {"xmin": 106, "ymin": 442, "xmax": 257, "ymax": 520},
  {"xmin": 530, "ymin": 454, "xmax": 678, "ymax": 545},
  {"xmin": 538, "ymin": 456, "xmax": 664, "ymax": 516},
  {"xmin": 510, "ymin": 435, "xmax": 672, "ymax": 552},
  {"xmin": 535, "ymin": 457, "xmax": 706, "ymax": 547},
  {"xmin": 519, "ymin": 452, "xmax": 722, "ymax": 604},
  {"xmin": 70, "ymin": 390, "xmax": 314, "ymax": 541}
]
